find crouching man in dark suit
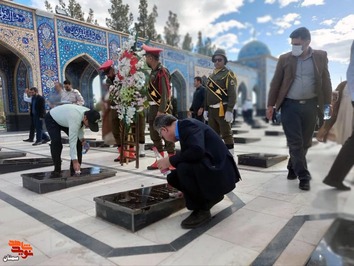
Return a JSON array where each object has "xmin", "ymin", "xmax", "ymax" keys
[{"xmin": 155, "ymin": 114, "xmax": 241, "ymax": 229}]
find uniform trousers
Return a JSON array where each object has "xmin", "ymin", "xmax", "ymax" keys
[
  {"xmin": 148, "ymin": 105, "xmax": 175, "ymax": 153},
  {"xmin": 208, "ymin": 105, "xmax": 233, "ymax": 149}
]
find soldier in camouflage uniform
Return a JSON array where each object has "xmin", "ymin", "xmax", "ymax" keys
[
  {"xmin": 203, "ymin": 49, "xmax": 237, "ymax": 155},
  {"xmin": 142, "ymin": 44, "xmax": 175, "ymax": 170}
]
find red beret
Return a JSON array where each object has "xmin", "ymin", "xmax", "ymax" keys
[
  {"xmin": 99, "ymin": 60, "xmax": 114, "ymax": 71},
  {"xmin": 142, "ymin": 44, "xmax": 163, "ymax": 55}
]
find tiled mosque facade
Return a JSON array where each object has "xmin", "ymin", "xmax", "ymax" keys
[{"xmin": 0, "ymin": 1, "xmax": 277, "ymax": 131}]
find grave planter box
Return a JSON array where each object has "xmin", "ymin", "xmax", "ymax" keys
[
  {"xmin": 94, "ymin": 184, "xmax": 185, "ymax": 232},
  {"xmin": 232, "ymin": 129, "xmax": 249, "ymax": 135},
  {"xmin": 61, "ymin": 137, "xmax": 96, "ymax": 144},
  {"xmin": 265, "ymin": 130, "xmax": 284, "ymax": 136},
  {"xmin": 237, "ymin": 153, "xmax": 287, "ymax": 168},
  {"xmin": 307, "ymin": 217, "xmax": 354, "ymax": 265},
  {"xmin": 0, "ymin": 158, "xmax": 53, "ymax": 174},
  {"xmin": 0, "ymin": 151, "xmax": 26, "ymax": 160},
  {"xmin": 234, "ymin": 137, "xmax": 261, "ymax": 144},
  {"xmin": 21, "ymin": 167, "xmax": 116, "ymax": 194}
]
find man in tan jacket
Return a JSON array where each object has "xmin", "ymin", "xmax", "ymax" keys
[{"xmin": 266, "ymin": 27, "xmax": 332, "ymax": 191}]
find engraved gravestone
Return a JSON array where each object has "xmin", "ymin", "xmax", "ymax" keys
[
  {"xmin": 94, "ymin": 184, "xmax": 185, "ymax": 232},
  {"xmin": 0, "ymin": 157, "xmax": 53, "ymax": 174}
]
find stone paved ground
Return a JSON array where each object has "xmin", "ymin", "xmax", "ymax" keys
[{"xmin": 0, "ymin": 118, "xmax": 353, "ymax": 265}]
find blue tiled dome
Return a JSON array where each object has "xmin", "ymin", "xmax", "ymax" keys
[{"xmin": 238, "ymin": 40, "xmax": 271, "ymax": 60}]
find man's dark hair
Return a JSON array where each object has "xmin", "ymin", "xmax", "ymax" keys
[
  {"xmin": 63, "ymin": 80, "xmax": 71, "ymax": 85},
  {"xmin": 289, "ymin": 27, "xmax": 311, "ymax": 41},
  {"xmin": 30, "ymin": 87, "xmax": 38, "ymax": 93},
  {"xmin": 194, "ymin": 76, "xmax": 202, "ymax": 83},
  {"xmin": 154, "ymin": 114, "xmax": 177, "ymax": 131}
]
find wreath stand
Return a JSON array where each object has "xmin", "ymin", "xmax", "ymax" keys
[{"xmin": 119, "ymin": 114, "xmax": 140, "ymax": 168}]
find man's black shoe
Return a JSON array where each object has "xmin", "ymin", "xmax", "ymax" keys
[
  {"xmin": 287, "ymin": 168, "xmax": 297, "ymax": 180},
  {"xmin": 181, "ymin": 210, "xmax": 211, "ymax": 229},
  {"xmin": 299, "ymin": 180, "xmax": 310, "ymax": 191},
  {"xmin": 42, "ymin": 139, "xmax": 50, "ymax": 144},
  {"xmin": 323, "ymin": 179, "xmax": 351, "ymax": 191},
  {"xmin": 23, "ymin": 139, "xmax": 34, "ymax": 142},
  {"xmin": 32, "ymin": 141, "xmax": 43, "ymax": 146}
]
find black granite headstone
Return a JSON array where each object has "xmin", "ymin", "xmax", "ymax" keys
[
  {"xmin": 234, "ymin": 137, "xmax": 261, "ymax": 144},
  {"xmin": 0, "ymin": 151, "xmax": 26, "ymax": 160},
  {"xmin": 237, "ymin": 153, "xmax": 288, "ymax": 168},
  {"xmin": 0, "ymin": 158, "xmax": 53, "ymax": 174},
  {"xmin": 21, "ymin": 167, "xmax": 116, "ymax": 194},
  {"xmin": 94, "ymin": 184, "xmax": 185, "ymax": 232},
  {"xmin": 232, "ymin": 129, "xmax": 249, "ymax": 135},
  {"xmin": 265, "ymin": 130, "xmax": 284, "ymax": 136},
  {"xmin": 307, "ymin": 217, "xmax": 354, "ymax": 266}
]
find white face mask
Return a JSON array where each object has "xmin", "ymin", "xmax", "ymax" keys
[{"xmin": 292, "ymin": 45, "xmax": 303, "ymax": 56}]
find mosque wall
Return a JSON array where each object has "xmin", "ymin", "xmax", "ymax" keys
[{"xmin": 0, "ymin": 1, "xmax": 266, "ymax": 131}]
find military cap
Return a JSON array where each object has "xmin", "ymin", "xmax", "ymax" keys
[
  {"xmin": 99, "ymin": 59, "xmax": 114, "ymax": 72},
  {"xmin": 212, "ymin": 48, "xmax": 228, "ymax": 64},
  {"xmin": 142, "ymin": 44, "xmax": 163, "ymax": 55}
]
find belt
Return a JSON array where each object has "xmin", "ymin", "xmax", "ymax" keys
[
  {"xmin": 284, "ymin": 98, "xmax": 317, "ymax": 104},
  {"xmin": 209, "ymin": 102, "xmax": 227, "ymax": 108}
]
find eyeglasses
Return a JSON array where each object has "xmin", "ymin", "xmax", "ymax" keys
[{"xmin": 213, "ymin": 58, "xmax": 223, "ymax": 63}]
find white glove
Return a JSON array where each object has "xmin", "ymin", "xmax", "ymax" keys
[
  {"xmin": 224, "ymin": 111, "xmax": 233, "ymax": 123},
  {"xmin": 203, "ymin": 111, "xmax": 208, "ymax": 121}
]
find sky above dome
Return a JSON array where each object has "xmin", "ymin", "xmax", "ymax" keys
[{"xmin": 14, "ymin": 0, "xmax": 354, "ymax": 89}]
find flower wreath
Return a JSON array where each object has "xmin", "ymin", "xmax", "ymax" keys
[{"xmin": 109, "ymin": 35, "xmax": 150, "ymax": 125}]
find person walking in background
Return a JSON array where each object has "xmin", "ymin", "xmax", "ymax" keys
[
  {"xmin": 62, "ymin": 79, "xmax": 85, "ymax": 106},
  {"xmin": 266, "ymin": 27, "xmax": 332, "ymax": 191},
  {"xmin": 189, "ymin": 76, "xmax": 205, "ymax": 122},
  {"xmin": 29, "ymin": 87, "xmax": 50, "ymax": 146},
  {"xmin": 48, "ymin": 82, "xmax": 64, "ymax": 108},
  {"xmin": 22, "ymin": 88, "xmax": 35, "ymax": 142},
  {"xmin": 154, "ymin": 114, "xmax": 241, "ymax": 229},
  {"xmin": 322, "ymin": 40, "xmax": 354, "ymax": 191},
  {"xmin": 142, "ymin": 44, "xmax": 175, "ymax": 170},
  {"xmin": 316, "ymin": 81, "xmax": 353, "ymax": 144},
  {"xmin": 203, "ymin": 48, "xmax": 237, "ymax": 155}
]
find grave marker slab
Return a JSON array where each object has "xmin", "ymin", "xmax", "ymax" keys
[
  {"xmin": 265, "ymin": 130, "xmax": 284, "ymax": 136},
  {"xmin": 237, "ymin": 153, "xmax": 288, "ymax": 168},
  {"xmin": 22, "ymin": 167, "xmax": 116, "ymax": 194},
  {"xmin": 307, "ymin": 217, "xmax": 354, "ymax": 265},
  {"xmin": 94, "ymin": 184, "xmax": 185, "ymax": 232},
  {"xmin": 234, "ymin": 137, "xmax": 261, "ymax": 144},
  {"xmin": 0, "ymin": 151, "xmax": 26, "ymax": 160},
  {"xmin": 0, "ymin": 158, "xmax": 53, "ymax": 174}
]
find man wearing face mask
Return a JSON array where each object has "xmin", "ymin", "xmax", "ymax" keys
[{"xmin": 266, "ymin": 27, "xmax": 332, "ymax": 191}]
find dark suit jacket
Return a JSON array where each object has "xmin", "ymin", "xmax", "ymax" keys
[
  {"xmin": 169, "ymin": 118, "xmax": 241, "ymax": 199},
  {"xmin": 267, "ymin": 49, "xmax": 332, "ymax": 112},
  {"xmin": 189, "ymin": 86, "xmax": 205, "ymax": 113},
  {"xmin": 31, "ymin": 94, "xmax": 46, "ymax": 118}
]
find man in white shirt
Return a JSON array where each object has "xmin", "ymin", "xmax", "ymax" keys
[
  {"xmin": 23, "ymin": 88, "xmax": 35, "ymax": 142},
  {"xmin": 61, "ymin": 80, "xmax": 85, "ymax": 106},
  {"xmin": 44, "ymin": 104, "xmax": 100, "ymax": 177}
]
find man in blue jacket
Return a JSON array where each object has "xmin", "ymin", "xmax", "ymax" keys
[{"xmin": 155, "ymin": 114, "xmax": 241, "ymax": 229}]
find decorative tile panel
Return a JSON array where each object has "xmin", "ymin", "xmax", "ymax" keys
[
  {"xmin": 0, "ymin": 55, "xmax": 14, "ymax": 113},
  {"xmin": 57, "ymin": 19, "xmax": 106, "ymax": 46},
  {"xmin": 108, "ymin": 33, "xmax": 120, "ymax": 61},
  {"xmin": 16, "ymin": 61, "xmax": 28, "ymax": 113},
  {"xmin": 37, "ymin": 15, "xmax": 59, "ymax": 100},
  {"xmin": 0, "ymin": 27, "xmax": 40, "ymax": 95},
  {"xmin": 58, "ymin": 38, "xmax": 106, "ymax": 81},
  {"xmin": 0, "ymin": 4, "xmax": 34, "ymax": 30}
]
